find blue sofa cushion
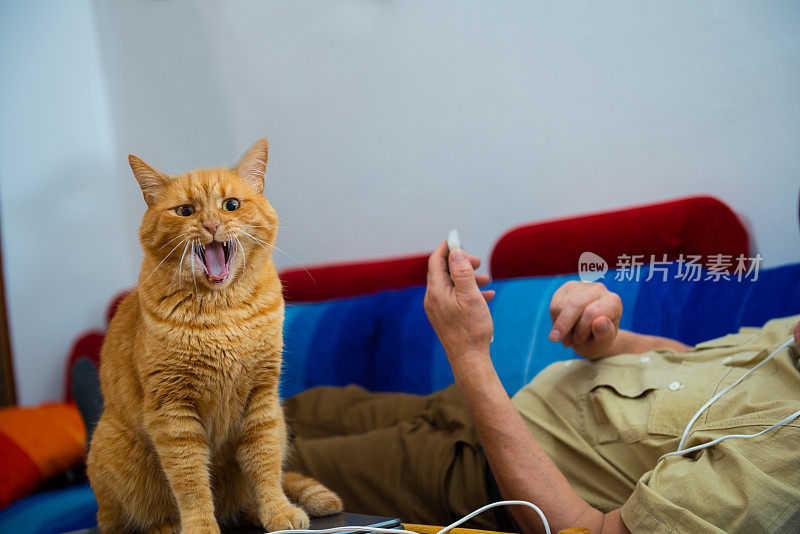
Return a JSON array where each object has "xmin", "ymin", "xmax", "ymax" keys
[
  {"xmin": 282, "ymin": 263, "xmax": 800, "ymax": 398},
  {"xmin": 282, "ymin": 287, "xmax": 444, "ymax": 397},
  {"xmin": 0, "ymin": 482, "xmax": 97, "ymax": 534}
]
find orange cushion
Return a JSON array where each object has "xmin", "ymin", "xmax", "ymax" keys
[{"xmin": 0, "ymin": 403, "xmax": 86, "ymax": 509}]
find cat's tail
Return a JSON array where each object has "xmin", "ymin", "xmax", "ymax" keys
[{"xmin": 284, "ymin": 471, "xmax": 344, "ymax": 517}]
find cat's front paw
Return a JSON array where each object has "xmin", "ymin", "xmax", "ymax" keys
[{"xmin": 263, "ymin": 504, "xmax": 310, "ymax": 532}]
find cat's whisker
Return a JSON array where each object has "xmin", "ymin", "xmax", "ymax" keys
[
  {"xmin": 227, "ymin": 233, "xmax": 242, "ymax": 278},
  {"xmin": 236, "ymin": 229, "xmax": 315, "ymax": 283},
  {"xmin": 143, "ymin": 238, "xmax": 187, "ymax": 284},
  {"xmin": 233, "ymin": 233, "xmax": 247, "ymax": 274},
  {"xmin": 235, "ymin": 228, "xmax": 270, "ymax": 246},
  {"xmin": 190, "ymin": 238, "xmax": 199, "ymax": 295},
  {"xmin": 233, "ymin": 230, "xmax": 271, "ymax": 255},
  {"xmin": 169, "ymin": 259, "xmax": 179, "ymax": 288},
  {"xmin": 177, "ymin": 239, "xmax": 190, "ymax": 284},
  {"xmin": 156, "ymin": 232, "xmax": 188, "ymax": 252},
  {"xmin": 263, "ymin": 242, "xmax": 315, "ymax": 283},
  {"xmin": 234, "ymin": 229, "xmax": 272, "ymax": 253},
  {"xmin": 169, "ymin": 240, "xmax": 187, "ymax": 288},
  {"xmin": 225, "ymin": 231, "xmax": 235, "ymax": 266},
  {"xmin": 171, "ymin": 240, "xmax": 193, "ymax": 290}
]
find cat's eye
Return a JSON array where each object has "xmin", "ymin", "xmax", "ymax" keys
[
  {"xmin": 223, "ymin": 198, "xmax": 240, "ymax": 211},
  {"xmin": 175, "ymin": 205, "xmax": 194, "ymax": 217}
]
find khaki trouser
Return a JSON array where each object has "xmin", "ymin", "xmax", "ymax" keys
[{"xmin": 284, "ymin": 384, "xmax": 510, "ymax": 530}]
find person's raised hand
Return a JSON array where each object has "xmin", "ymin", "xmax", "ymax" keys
[
  {"xmin": 424, "ymin": 241, "xmax": 495, "ymax": 368},
  {"xmin": 548, "ymin": 281, "xmax": 622, "ymax": 361}
]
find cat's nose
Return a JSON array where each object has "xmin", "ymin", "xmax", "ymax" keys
[{"xmin": 204, "ymin": 222, "xmax": 219, "ymax": 236}]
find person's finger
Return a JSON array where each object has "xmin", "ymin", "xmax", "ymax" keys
[
  {"xmin": 549, "ymin": 301, "xmax": 585, "ymax": 342},
  {"xmin": 427, "ymin": 241, "xmax": 451, "ymax": 288},
  {"xmin": 573, "ymin": 301, "xmax": 601, "ymax": 345},
  {"xmin": 591, "ymin": 316, "xmax": 616, "ymax": 345},
  {"xmin": 606, "ymin": 292, "xmax": 623, "ymax": 326},
  {"xmin": 470, "ymin": 256, "xmax": 481, "ymax": 270},
  {"xmin": 476, "ymin": 274, "xmax": 491, "ymax": 287},
  {"xmin": 574, "ymin": 293, "xmax": 622, "ymax": 344},
  {"xmin": 553, "ymin": 284, "xmax": 602, "ymax": 340},
  {"xmin": 549, "ymin": 281, "xmax": 580, "ymax": 323},
  {"xmin": 481, "ymin": 289, "xmax": 495, "ymax": 302},
  {"xmin": 448, "ymin": 248, "xmax": 481, "ymax": 297}
]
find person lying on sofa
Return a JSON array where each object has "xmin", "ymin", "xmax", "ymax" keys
[{"xmin": 285, "ymin": 241, "xmax": 800, "ymax": 534}]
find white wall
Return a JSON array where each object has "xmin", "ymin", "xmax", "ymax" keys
[
  {"xmin": 93, "ymin": 0, "xmax": 800, "ymax": 272},
  {"xmin": 0, "ymin": 0, "xmax": 137, "ymax": 404},
  {"xmin": 2, "ymin": 0, "xmax": 800, "ymax": 404}
]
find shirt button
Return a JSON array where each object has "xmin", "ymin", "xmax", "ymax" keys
[
  {"xmin": 639, "ymin": 355, "xmax": 651, "ymax": 363},
  {"xmin": 669, "ymin": 381, "xmax": 682, "ymax": 391}
]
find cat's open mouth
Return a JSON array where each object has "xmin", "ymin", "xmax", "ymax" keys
[{"xmin": 194, "ymin": 240, "xmax": 234, "ymax": 284}]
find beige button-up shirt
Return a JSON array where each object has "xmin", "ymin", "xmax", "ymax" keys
[{"xmin": 512, "ymin": 315, "xmax": 800, "ymax": 533}]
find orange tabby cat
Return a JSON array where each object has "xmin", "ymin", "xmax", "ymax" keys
[{"xmin": 87, "ymin": 139, "xmax": 342, "ymax": 534}]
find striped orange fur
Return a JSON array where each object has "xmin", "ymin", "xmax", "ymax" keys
[{"xmin": 87, "ymin": 139, "xmax": 342, "ymax": 534}]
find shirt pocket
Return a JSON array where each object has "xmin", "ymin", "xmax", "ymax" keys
[
  {"xmin": 581, "ymin": 365, "xmax": 663, "ymax": 445},
  {"xmin": 646, "ymin": 360, "xmax": 742, "ymax": 437}
]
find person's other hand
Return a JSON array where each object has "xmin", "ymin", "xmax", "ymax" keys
[
  {"xmin": 548, "ymin": 281, "xmax": 622, "ymax": 361},
  {"xmin": 424, "ymin": 241, "xmax": 495, "ymax": 368}
]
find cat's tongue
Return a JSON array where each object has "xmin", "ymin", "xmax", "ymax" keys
[{"xmin": 204, "ymin": 242, "xmax": 227, "ymax": 278}]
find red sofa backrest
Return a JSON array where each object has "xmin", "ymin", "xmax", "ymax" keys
[
  {"xmin": 490, "ymin": 196, "xmax": 750, "ymax": 280},
  {"xmin": 280, "ymin": 253, "xmax": 430, "ymax": 303}
]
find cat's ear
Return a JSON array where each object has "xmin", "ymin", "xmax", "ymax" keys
[
  {"xmin": 233, "ymin": 138, "xmax": 268, "ymax": 193},
  {"xmin": 129, "ymin": 155, "xmax": 171, "ymax": 207}
]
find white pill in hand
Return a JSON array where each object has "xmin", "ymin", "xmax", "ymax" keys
[{"xmin": 447, "ymin": 229, "xmax": 461, "ymax": 251}]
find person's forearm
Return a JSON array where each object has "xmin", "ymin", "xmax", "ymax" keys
[
  {"xmin": 604, "ymin": 329, "xmax": 689, "ymax": 358},
  {"xmin": 451, "ymin": 353, "xmax": 629, "ymax": 534}
]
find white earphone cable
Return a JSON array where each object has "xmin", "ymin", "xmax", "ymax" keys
[
  {"xmin": 268, "ymin": 500, "xmax": 551, "ymax": 534},
  {"xmin": 661, "ymin": 409, "xmax": 800, "ymax": 461},
  {"xmin": 663, "ymin": 336, "xmax": 796, "ymax": 461},
  {"xmin": 676, "ymin": 336, "xmax": 794, "ymax": 452}
]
